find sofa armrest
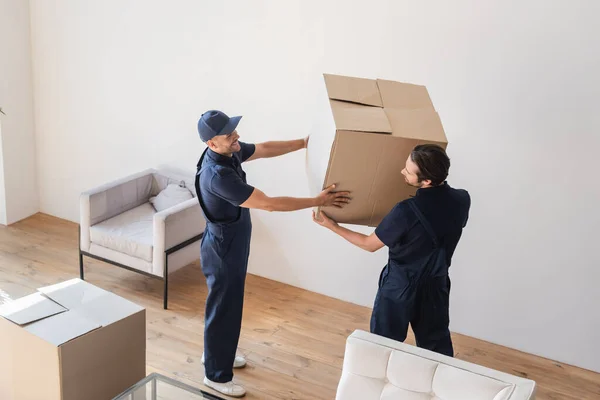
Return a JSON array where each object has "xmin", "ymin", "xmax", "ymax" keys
[
  {"xmin": 79, "ymin": 169, "xmax": 156, "ymax": 251},
  {"xmin": 152, "ymin": 198, "xmax": 205, "ymax": 276}
]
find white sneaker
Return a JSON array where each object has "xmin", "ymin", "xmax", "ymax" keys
[
  {"xmin": 201, "ymin": 352, "xmax": 247, "ymax": 368},
  {"xmin": 203, "ymin": 377, "xmax": 246, "ymax": 397}
]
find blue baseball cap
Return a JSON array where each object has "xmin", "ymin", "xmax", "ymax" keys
[{"xmin": 197, "ymin": 110, "xmax": 242, "ymax": 142}]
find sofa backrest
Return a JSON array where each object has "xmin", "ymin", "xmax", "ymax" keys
[{"xmin": 336, "ymin": 330, "xmax": 536, "ymax": 400}]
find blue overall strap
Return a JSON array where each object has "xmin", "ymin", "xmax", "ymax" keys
[
  {"xmin": 408, "ymin": 199, "xmax": 439, "ymax": 248},
  {"xmin": 195, "ymin": 148, "xmax": 213, "ymax": 223},
  {"xmin": 408, "ymin": 198, "xmax": 444, "ymax": 283},
  {"xmin": 194, "ymin": 147, "xmax": 243, "ymax": 223}
]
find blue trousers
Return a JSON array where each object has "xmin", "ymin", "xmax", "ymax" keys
[
  {"xmin": 200, "ymin": 209, "xmax": 251, "ymax": 383},
  {"xmin": 370, "ymin": 264, "xmax": 453, "ymax": 357}
]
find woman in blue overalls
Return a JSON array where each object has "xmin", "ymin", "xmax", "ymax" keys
[
  {"xmin": 313, "ymin": 144, "xmax": 470, "ymax": 357},
  {"xmin": 195, "ymin": 110, "xmax": 351, "ymax": 397}
]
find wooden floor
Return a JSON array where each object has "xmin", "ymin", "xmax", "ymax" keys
[{"xmin": 0, "ymin": 213, "xmax": 598, "ymax": 400}]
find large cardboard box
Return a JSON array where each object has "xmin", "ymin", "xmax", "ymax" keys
[
  {"xmin": 0, "ymin": 278, "xmax": 146, "ymax": 400},
  {"xmin": 306, "ymin": 73, "xmax": 448, "ymax": 227}
]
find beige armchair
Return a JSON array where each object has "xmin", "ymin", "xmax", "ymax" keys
[{"xmin": 79, "ymin": 168, "xmax": 205, "ymax": 309}]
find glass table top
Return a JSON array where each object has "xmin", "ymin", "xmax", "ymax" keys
[{"xmin": 113, "ymin": 373, "xmax": 225, "ymax": 400}]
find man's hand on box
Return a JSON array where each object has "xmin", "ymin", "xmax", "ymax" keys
[
  {"xmin": 303, "ymin": 136, "xmax": 310, "ymax": 149},
  {"xmin": 313, "ymin": 210, "xmax": 338, "ymax": 229},
  {"xmin": 317, "ymin": 184, "xmax": 351, "ymax": 208}
]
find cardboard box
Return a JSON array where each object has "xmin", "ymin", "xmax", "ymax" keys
[
  {"xmin": 306, "ymin": 73, "xmax": 448, "ymax": 227},
  {"xmin": 0, "ymin": 278, "xmax": 146, "ymax": 400}
]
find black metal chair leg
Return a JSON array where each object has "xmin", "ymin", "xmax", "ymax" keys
[
  {"xmin": 78, "ymin": 225, "xmax": 85, "ymax": 280},
  {"xmin": 163, "ymin": 253, "xmax": 169, "ymax": 309},
  {"xmin": 79, "ymin": 250, "xmax": 84, "ymax": 280},
  {"xmin": 77, "ymin": 233, "xmax": 202, "ymax": 310}
]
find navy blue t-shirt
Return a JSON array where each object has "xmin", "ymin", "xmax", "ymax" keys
[
  {"xmin": 195, "ymin": 142, "xmax": 256, "ymax": 223},
  {"xmin": 374, "ymin": 182, "xmax": 470, "ymax": 269}
]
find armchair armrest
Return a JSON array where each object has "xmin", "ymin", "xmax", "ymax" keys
[
  {"xmin": 79, "ymin": 169, "xmax": 156, "ymax": 251},
  {"xmin": 152, "ymin": 198, "xmax": 206, "ymax": 276}
]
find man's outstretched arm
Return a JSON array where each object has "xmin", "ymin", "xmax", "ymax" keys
[
  {"xmin": 312, "ymin": 211, "xmax": 385, "ymax": 253},
  {"xmin": 246, "ymin": 137, "xmax": 308, "ymax": 161},
  {"xmin": 240, "ymin": 184, "xmax": 349, "ymax": 212}
]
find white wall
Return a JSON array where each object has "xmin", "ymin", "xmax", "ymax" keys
[
  {"xmin": 0, "ymin": 121, "xmax": 5, "ymax": 224},
  {"xmin": 28, "ymin": 0, "xmax": 600, "ymax": 372},
  {"xmin": 0, "ymin": 0, "xmax": 38, "ymax": 225}
]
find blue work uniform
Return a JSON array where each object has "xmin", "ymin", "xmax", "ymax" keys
[
  {"xmin": 372, "ymin": 182, "xmax": 470, "ymax": 356},
  {"xmin": 194, "ymin": 142, "xmax": 256, "ymax": 383}
]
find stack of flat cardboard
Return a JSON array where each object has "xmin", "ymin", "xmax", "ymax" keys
[{"xmin": 307, "ymin": 73, "xmax": 448, "ymax": 227}]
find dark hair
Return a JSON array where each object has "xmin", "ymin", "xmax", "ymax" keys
[{"xmin": 410, "ymin": 144, "xmax": 450, "ymax": 186}]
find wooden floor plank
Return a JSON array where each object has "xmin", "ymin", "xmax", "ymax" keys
[{"xmin": 0, "ymin": 213, "xmax": 598, "ymax": 399}]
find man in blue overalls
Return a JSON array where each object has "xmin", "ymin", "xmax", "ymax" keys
[
  {"xmin": 313, "ymin": 144, "xmax": 470, "ymax": 357},
  {"xmin": 195, "ymin": 110, "xmax": 350, "ymax": 397}
]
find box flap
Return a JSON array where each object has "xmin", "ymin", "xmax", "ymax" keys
[
  {"xmin": 0, "ymin": 292, "xmax": 67, "ymax": 326},
  {"xmin": 37, "ymin": 279, "xmax": 106, "ymax": 309},
  {"xmin": 38, "ymin": 278, "xmax": 144, "ymax": 326},
  {"xmin": 72, "ymin": 291, "xmax": 145, "ymax": 326},
  {"xmin": 385, "ymin": 108, "xmax": 447, "ymax": 143},
  {"xmin": 24, "ymin": 309, "xmax": 101, "ymax": 346},
  {"xmin": 376, "ymin": 79, "xmax": 434, "ymax": 110},
  {"xmin": 324, "ymin": 74, "xmax": 383, "ymax": 107},
  {"xmin": 330, "ymin": 100, "xmax": 391, "ymax": 133}
]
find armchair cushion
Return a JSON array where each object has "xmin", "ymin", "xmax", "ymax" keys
[
  {"xmin": 149, "ymin": 184, "xmax": 194, "ymax": 212},
  {"xmin": 89, "ymin": 203, "xmax": 155, "ymax": 262}
]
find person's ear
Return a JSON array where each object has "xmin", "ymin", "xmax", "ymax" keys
[{"xmin": 207, "ymin": 139, "xmax": 216, "ymax": 150}]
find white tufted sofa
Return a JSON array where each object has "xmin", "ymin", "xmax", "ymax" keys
[{"xmin": 336, "ymin": 330, "xmax": 536, "ymax": 400}]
